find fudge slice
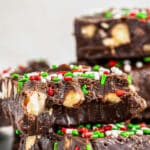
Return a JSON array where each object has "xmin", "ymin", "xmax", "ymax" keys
[
  {"xmin": 75, "ymin": 8, "xmax": 150, "ymax": 61},
  {"xmin": 0, "ymin": 60, "xmax": 50, "ymax": 127},
  {"xmin": 1, "ymin": 65, "xmax": 146, "ymax": 134},
  {"xmin": 17, "ymin": 122, "xmax": 150, "ymax": 150}
]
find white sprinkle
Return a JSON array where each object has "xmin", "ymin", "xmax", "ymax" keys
[
  {"xmin": 136, "ymin": 61, "xmax": 143, "ymax": 68},
  {"xmin": 58, "ymin": 74, "xmax": 63, "ymax": 80},
  {"xmin": 136, "ymin": 130, "xmax": 143, "ymax": 135},
  {"xmin": 46, "ymin": 76, "xmax": 51, "ymax": 81},
  {"xmin": 111, "ymin": 67, "xmax": 123, "ymax": 75},
  {"xmin": 124, "ymin": 60, "xmax": 131, "ymax": 65},
  {"xmin": 73, "ymin": 72, "xmax": 82, "ymax": 76},
  {"xmin": 41, "ymin": 78, "xmax": 46, "ymax": 83},
  {"xmin": 124, "ymin": 64, "xmax": 131, "ymax": 73}
]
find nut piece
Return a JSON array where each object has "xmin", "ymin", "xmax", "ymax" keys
[
  {"xmin": 101, "ymin": 22, "xmax": 109, "ymax": 29},
  {"xmin": 98, "ymin": 29, "xmax": 107, "ymax": 38},
  {"xmin": 26, "ymin": 136, "xmax": 36, "ymax": 150},
  {"xmin": 143, "ymin": 44, "xmax": 150, "ymax": 51},
  {"xmin": 103, "ymin": 23, "xmax": 130, "ymax": 47},
  {"xmin": 81, "ymin": 25, "xmax": 97, "ymax": 38},
  {"xmin": 63, "ymin": 90, "xmax": 85, "ymax": 108},
  {"xmin": 64, "ymin": 136, "xmax": 71, "ymax": 149},
  {"xmin": 23, "ymin": 91, "xmax": 47, "ymax": 116},
  {"xmin": 104, "ymin": 93, "xmax": 121, "ymax": 103}
]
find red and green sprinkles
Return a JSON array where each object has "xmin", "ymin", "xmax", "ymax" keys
[{"xmin": 56, "ymin": 122, "xmax": 150, "ymax": 139}]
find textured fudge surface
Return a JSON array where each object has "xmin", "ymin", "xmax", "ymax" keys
[
  {"xmin": 75, "ymin": 8, "xmax": 150, "ymax": 61},
  {"xmin": 17, "ymin": 122, "xmax": 150, "ymax": 150},
  {"xmin": 0, "ymin": 60, "xmax": 50, "ymax": 127},
  {"xmin": 76, "ymin": 58, "xmax": 150, "ymax": 121},
  {"xmin": 1, "ymin": 64, "xmax": 146, "ymax": 135}
]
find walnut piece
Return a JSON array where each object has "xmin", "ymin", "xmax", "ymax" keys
[
  {"xmin": 104, "ymin": 93, "xmax": 121, "ymax": 103},
  {"xmin": 101, "ymin": 22, "xmax": 109, "ymax": 29},
  {"xmin": 98, "ymin": 29, "xmax": 107, "ymax": 38},
  {"xmin": 143, "ymin": 44, "xmax": 150, "ymax": 51},
  {"xmin": 81, "ymin": 25, "xmax": 97, "ymax": 38},
  {"xmin": 26, "ymin": 136, "xmax": 36, "ymax": 150},
  {"xmin": 23, "ymin": 91, "xmax": 47, "ymax": 116},
  {"xmin": 103, "ymin": 23, "xmax": 130, "ymax": 47},
  {"xmin": 63, "ymin": 90, "xmax": 85, "ymax": 108}
]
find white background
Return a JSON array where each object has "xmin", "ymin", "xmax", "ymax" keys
[{"xmin": 0, "ymin": 0, "xmax": 150, "ymax": 69}]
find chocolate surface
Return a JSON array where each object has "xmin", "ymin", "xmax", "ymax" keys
[
  {"xmin": 75, "ymin": 8, "xmax": 150, "ymax": 60},
  {"xmin": 0, "ymin": 65, "xmax": 146, "ymax": 135}
]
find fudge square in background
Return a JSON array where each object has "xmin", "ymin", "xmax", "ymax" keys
[
  {"xmin": 14, "ymin": 122, "xmax": 150, "ymax": 150},
  {"xmin": 1, "ymin": 64, "xmax": 146, "ymax": 135},
  {"xmin": 74, "ymin": 8, "xmax": 150, "ymax": 61},
  {"xmin": 0, "ymin": 60, "xmax": 50, "ymax": 127}
]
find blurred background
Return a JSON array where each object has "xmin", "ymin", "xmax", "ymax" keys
[
  {"xmin": 0, "ymin": 0, "xmax": 150, "ymax": 69},
  {"xmin": 0, "ymin": 0, "xmax": 150, "ymax": 149}
]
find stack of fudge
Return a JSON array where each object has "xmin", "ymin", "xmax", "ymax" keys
[
  {"xmin": 1, "ymin": 7, "xmax": 150, "ymax": 150},
  {"xmin": 0, "ymin": 62, "xmax": 150, "ymax": 150},
  {"xmin": 74, "ymin": 8, "xmax": 150, "ymax": 121}
]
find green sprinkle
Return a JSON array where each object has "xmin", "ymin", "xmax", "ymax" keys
[
  {"xmin": 57, "ymin": 130, "xmax": 63, "ymax": 135},
  {"xmin": 100, "ymin": 74, "xmax": 107, "ymax": 85},
  {"xmin": 86, "ymin": 124, "xmax": 91, "ymax": 129},
  {"xmin": 93, "ymin": 131, "xmax": 104, "ymax": 138},
  {"xmin": 104, "ymin": 11, "xmax": 112, "ymax": 18},
  {"xmin": 81, "ymin": 74, "xmax": 89, "ymax": 78},
  {"xmin": 17, "ymin": 82, "xmax": 23, "ymax": 93},
  {"xmin": 78, "ymin": 124, "xmax": 84, "ymax": 128},
  {"xmin": 72, "ymin": 130, "xmax": 79, "ymax": 136},
  {"xmin": 95, "ymin": 123, "xmax": 102, "ymax": 128},
  {"xmin": 120, "ymin": 131, "xmax": 134, "ymax": 137},
  {"xmin": 136, "ymin": 11, "xmax": 147, "ymax": 19},
  {"xmin": 54, "ymin": 142, "xmax": 58, "ymax": 150},
  {"xmin": 144, "ymin": 57, "xmax": 150, "ymax": 62},
  {"xmin": 15, "ymin": 129, "xmax": 20, "ymax": 135},
  {"xmin": 116, "ymin": 123, "xmax": 123, "ymax": 128},
  {"xmin": 52, "ymin": 64, "xmax": 57, "ymax": 69},
  {"xmin": 112, "ymin": 126, "xmax": 119, "ymax": 130},
  {"xmin": 86, "ymin": 144, "xmax": 91, "ymax": 150},
  {"xmin": 127, "ymin": 74, "xmax": 132, "ymax": 85},
  {"xmin": 93, "ymin": 65, "xmax": 100, "ymax": 71},
  {"xmin": 11, "ymin": 73, "xmax": 19, "ymax": 79},
  {"xmin": 87, "ymin": 74, "xmax": 95, "ymax": 79},
  {"xmin": 128, "ymin": 123, "xmax": 133, "ymax": 129},
  {"xmin": 72, "ymin": 65, "xmax": 79, "ymax": 70},
  {"xmin": 82, "ymin": 84, "xmax": 89, "ymax": 94},
  {"xmin": 23, "ymin": 73, "xmax": 28, "ymax": 79},
  {"xmin": 52, "ymin": 77, "xmax": 60, "ymax": 82},
  {"xmin": 64, "ymin": 72, "xmax": 74, "ymax": 77},
  {"xmin": 40, "ymin": 72, "xmax": 48, "ymax": 77},
  {"xmin": 143, "ymin": 129, "xmax": 150, "ymax": 134},
  {"xmin": 91, "ymin": 134, "xmax": 99, "ymax": 138}
]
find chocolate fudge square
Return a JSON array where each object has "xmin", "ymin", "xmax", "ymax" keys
[{"xmin": 74, "ymin": 8, "xmax": 150, "ymax": 61}]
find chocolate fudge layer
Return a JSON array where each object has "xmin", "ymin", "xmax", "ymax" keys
[
  {"xmin": 17, "ymin": 122, "xmax": 150, "ymax": 150},
  {"xmin": 1, "ymin": 65, "xmax": 146, "ymax": 135},
  {"xmin": 0, "ymin": 60, "xmax": 50, "ymax": 127},
  {"xmin": 75, "ymin": 8, "xmax": 150, "ymax": 61},
  {"xmin": 75, "ymin": 58, "xmax": 150, "ymax": 121}
]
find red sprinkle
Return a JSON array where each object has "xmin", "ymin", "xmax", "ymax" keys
[
  {"xmin": 97, "ymin": 128, "xmax": 105, "ymax": 133},
  {"xmin": 72, "ymin": 69, "xmax": 83, "ymax": 73},
  {"xmin": 30, "ymin": 75, "xmax": 41, "ymax": 81},
  {"xmin": 129, "ymin": 12, "xmax": 136, "ymax": 17},
  {"xmin": 79, "ymin": 127, "xmax": 88, "ymax": 133},
  {"xmin": 108, "ymin": 60, "xmax": 118, "ymax": 67},
  {"xmin": 64, "ymin": 76, "xmax": 72, "ymax": 81},
  {"xmin": 116, "ymin": 90, "xmax": 125, "ymax": 97},
  {"xmin": 120, "ymin": 127, "xmax": 127, "ymax": 131},
  {"xmin": 3, "ymin": 68, "xmax": 11, "ymax": 74},
  {"xmin": 140, "ymin": 19, "xmax": 146, "ymax": 23},
  {"xmin": 140, "ymin": 123, "xmax": 146, "ymax": 128},
  {"xmin": 18, "ymin": 65, "xmax": 25, "ymax": 70},
  {"xmin": 61, "ymin": 127, "xmax": 66, "ymax": 134},
  {"xmin": 58, "ymin": 71, "xmax": 66, "ymax": 75},
  {"xmin": 75, "ymin": 146, "xmax": 80, "ymax": 150},
  {"xmin": 103, "ymin": 71, "xmax": 109, "ymax": 75},
  {"xmin": 48, "ymin": 87, "xmax": 54, "ymax": 96},
  {"xmin": 104, "ymin": 125, "xmax": 112, "ymax": 131},
  {"xmin": 82, "ymin": 132, "xmax": 92, "ymax": 138}
]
